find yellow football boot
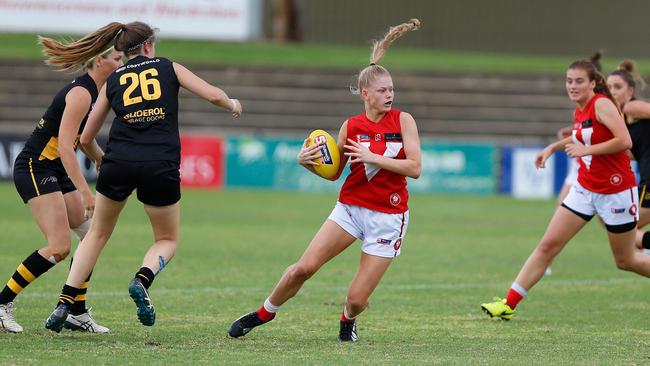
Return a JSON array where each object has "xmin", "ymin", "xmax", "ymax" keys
[{"xmin": 481, "ymin": 297, "xmax": 515, "ymax": 320}]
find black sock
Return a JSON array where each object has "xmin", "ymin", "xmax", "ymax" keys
[
  {"xmin": 58, "ymin": 284, "xmax": 80, "ymax": 307},
  {"xmin": 0, "ymin": 250, "xmax": 54, "ymax": 304},
  {"xmin": 642, "ymin": 232, "xmax": 650, "ymax": 250},
  {"xmin": 135, "ymin": 267, "xmax": 155, "ymax": 289}
]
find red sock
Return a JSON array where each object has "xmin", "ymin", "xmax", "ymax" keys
[
  {"xmin": 340, "ymin": 309, "xmax": 354, "ymax": 323},
  {"xmin": 505, "ymin": 287, "xmax": 524, "ymax": 309},
  {"xmin": 256, "ymin": 305, "xmax": 275, "ymax": 321}
]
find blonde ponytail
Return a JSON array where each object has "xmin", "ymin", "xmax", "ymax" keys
[
  {"xmin": 352, "ymin": 19, "xmax": 421, "ymax": 95},
  {"xmin": 39, "ymin": 22, "xmax": 123, "ymax": 72},
  {"xmin": 370, "ymin": 18, "xmax": 421, "ymax": 65}
]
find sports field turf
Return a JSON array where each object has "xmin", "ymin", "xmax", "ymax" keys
[{"xmin": 0, "ymin": 182, "xmax": 648, "ymax": 365}]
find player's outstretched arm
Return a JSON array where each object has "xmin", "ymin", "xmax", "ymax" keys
[{"xmin": 173, "ymin": 62, "xmax": 241, "ymax": 118}]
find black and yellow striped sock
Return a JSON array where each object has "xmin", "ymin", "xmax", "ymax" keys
[
  {"xmin": 135, "ymin": 267, "xmax": 155, "ymax": 289},
  {"xmin": 69, "ymin": 273, "xmax": 92, "ymax": 315},
  {"xmin": 58, "ymin": 284, "xmax": 80, "ymax": 307},
  {"xmin": 0, "ymin": 250, "xmax": 54, "ymax": 304},
  {"xmin": 68, "ymin": 258, "xmax": 92, "ymax": 315}
]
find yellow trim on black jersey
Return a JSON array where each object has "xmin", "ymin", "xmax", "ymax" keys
[
  {"xmin": 39, "ymin": 137, "xmax": 60, "ymax": 161},
  {"xmin": 28, "ymin": 158, "xmax": 40, "ymax": 196}
]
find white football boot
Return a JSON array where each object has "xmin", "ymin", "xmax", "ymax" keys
[
  {"xmin": 64, "ymin": 308, "xmax": 110, "ymax": 333},
  {"xmin": 0, "ymin": 302, "xmax": 23, "ymax": 333}
]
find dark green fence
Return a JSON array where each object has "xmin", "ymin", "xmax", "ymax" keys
[{"xmin": 266, "ymin": 0, "xmax": 650, "ymax": 58}]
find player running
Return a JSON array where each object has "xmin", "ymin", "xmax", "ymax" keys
[
  {"xmin": 228, "ymin": 19, "xmax": 421, "ymax": 342},
  {"xmin": 482, "ymin": 59, "xmax": 650, "ymax": 320}
]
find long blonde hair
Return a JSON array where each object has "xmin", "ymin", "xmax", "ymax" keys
[
  {"xmin": 38, "ymin": 22, "xmax": 124, "ymax": 72},
  {"xmin": 38, "ymin": 21, "xmax": 157, "ymax": 73},
  {"xmin": 351, "ymin": 19, "xmax": 421, "ymax": 95}
]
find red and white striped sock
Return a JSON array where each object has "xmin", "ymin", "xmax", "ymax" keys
[
  {"xmin": 340, "ymin": 305, "xmax": 356, "ymax": 323},
  {"xmin": 256, "ymin": 298, "xmax": 279, "ymax": 321},
  {"xmin": 505, "ymin": 282, "xmax": 527, "ymax": 309}
]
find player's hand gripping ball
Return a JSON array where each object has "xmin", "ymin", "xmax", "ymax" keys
[{"xmin": 306, "ymin": 129, "xmax": 340, "ymax": 179}]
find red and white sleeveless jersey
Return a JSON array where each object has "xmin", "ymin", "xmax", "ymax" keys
[
  {"xmin": 573, "ymin": 93, "xmax": 636, "ymax": 194},
  {"xmin": 339, "ymin": 109, "xmax": 408, "ymax": 213}
]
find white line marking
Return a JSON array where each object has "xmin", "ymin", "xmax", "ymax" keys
[{"xmin": 17, "ymin": 277, "xmax": 641, "ymax": 298}]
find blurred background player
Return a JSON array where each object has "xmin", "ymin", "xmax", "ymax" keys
[
  {"xmin": 0, "ymin": 26, "xmax": 123, "ymax": 333},
  {"xmin": 44, "ymin": 21, "xmax": 242, "ymax": 332},
  {"xmin": 481, "ymin": 59, "xmax": 650, "ymax": 320},
  {"xmin": 606, "ymin": 59, "xmax": 650, "ymax": 252},
  {"xmin": 228, "ymin": 19, "xmax": 421, "ymax": 342}
]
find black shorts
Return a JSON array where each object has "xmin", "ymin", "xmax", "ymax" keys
[
  {"xmin": 96, "ymin": 158, "xmax": 180, "ymax": 206},
  {"xmin": 639, "ymin": 182, "xmax": 650, "ymax": 209},
  {"xmin": 13, "ymin": 157, "xmax": 76, "ymax": 203}
]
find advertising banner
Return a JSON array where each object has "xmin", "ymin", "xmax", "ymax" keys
[
  {"xmin": 179, "ymin": 135, "xmax": 223, "ymax": 189},
  {"xmin": 0, "ymin": 0, "xmax": 261, "ymax": 41},
  {"xmin": 408, "ymin": 142, "xmax": 497, "ymax": 194},
  {"xmin": 226, "ymin": 136, "xmax": 343, "ymax": 192},
  {"xmin": 227, "ymin": 136, "xmax": 497, "ymax": 194},
  {"xmin": 501, "ymin": 146, "xmax": 570, "ymax": 199},
  {"xmin": 0, "ymin": 134, "xmax": 98, "ymax": 181},
  {"xmin": 511, "ymin": 147, "xmax": 555, "ymax": 199},
  {"xmin": 1, "ymin": 134, "xmax": 226, "ymax": 189}
]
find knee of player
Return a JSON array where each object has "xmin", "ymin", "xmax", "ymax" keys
[
  {"xmin": 286, "ymin": 263, "xmax": 317, "ymax": 282},
  {"xmin": 613, "ymin": 255, "xmax": 635, "ymax": 271},
  {"xmin": 47, "ymin": 244, "xmax": 71, "ymax": 262},
  {"xmin": 46, "ymin": 233, "xmax": 72, "ymax": 259},
  {"xmin": 536, "ymin": 238, "xmax": 564, "ymax": 256}
]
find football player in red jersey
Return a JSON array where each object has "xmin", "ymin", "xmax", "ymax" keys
[
  {"xmin": 557, "ymin": 52, "xmax": 603, "ymax": 206},
  {"xmin": 607, "ymin": 60, "xmax": 650, "ymax": 251},
  {"xmin": 482, "ymin": 60, "xmax": 650, "ymax": 320},
  {"xmin": 546, "ymin": 52, "xmax": 604, "ymax": 277},
  {"xmin": 229, "ymin": 19, "xmax": 422, "ymax": 342}
]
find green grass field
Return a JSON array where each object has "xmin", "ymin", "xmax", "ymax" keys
[
  {"xmin": 0, "ymin": 182, "xmax": 648, "ymax": 365},
  {"xmin": 4, "ymin": 32, "xmax": 650, "ymax": 75}
]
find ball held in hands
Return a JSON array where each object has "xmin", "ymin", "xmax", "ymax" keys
[{"xmin": 306, "ymin": 129, "xmax": 340, "ymax": 179}]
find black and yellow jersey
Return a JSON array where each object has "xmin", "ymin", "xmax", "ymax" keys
[
  {"xmin": 104, "ymin": 56, "xmax": 180, "ymax": 163},
  {"xmin": 19, "ymin": 73, "xmax": 98, "ymax": 172},
  {"xmin": 629, "ymin": 118, "xmax": 650, "ymax": 182}
]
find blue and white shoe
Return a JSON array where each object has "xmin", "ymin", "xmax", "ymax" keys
[
  {"xmin": 128, "ymin": 278, "xmax": 155, "ymax": 326},
  {"xmin": 45, "ymin": 304, "xmax": 69, "ymax": 333}
]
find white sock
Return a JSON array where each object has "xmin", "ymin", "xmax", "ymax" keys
[
  {"xmin": 47, "ymin": 256, "xmax": 58, "ymax": 264},
  {"xmin": 72, "ymin": 219, "xmax": 91, "ymax": 241},
  {"xmin": 511, "ymin": 282, "xmax": 528, "ymax": 297},
  {"xmin": 343, "ymin": 305, "xmax": 356, "ymax": 321},
  {"xmin": 263, "ymin": 298, "xmax": 280, "ymax": 313}
]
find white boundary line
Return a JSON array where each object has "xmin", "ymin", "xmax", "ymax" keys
[{"xmin": 17, "ymin": 277, "xmax": 643, "ymax": 298}]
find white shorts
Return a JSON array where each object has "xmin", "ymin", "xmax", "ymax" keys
[
  {"xmin": 562, "ymin": 182, "xmax": 638, "ymax": 232},
  {"xmin": 564, "ymin": 158, "xmax": 579, "ymax": 186},
  {"xmin": 327, "ymin": 201, "xmax": 409, "ymax": 258}
]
